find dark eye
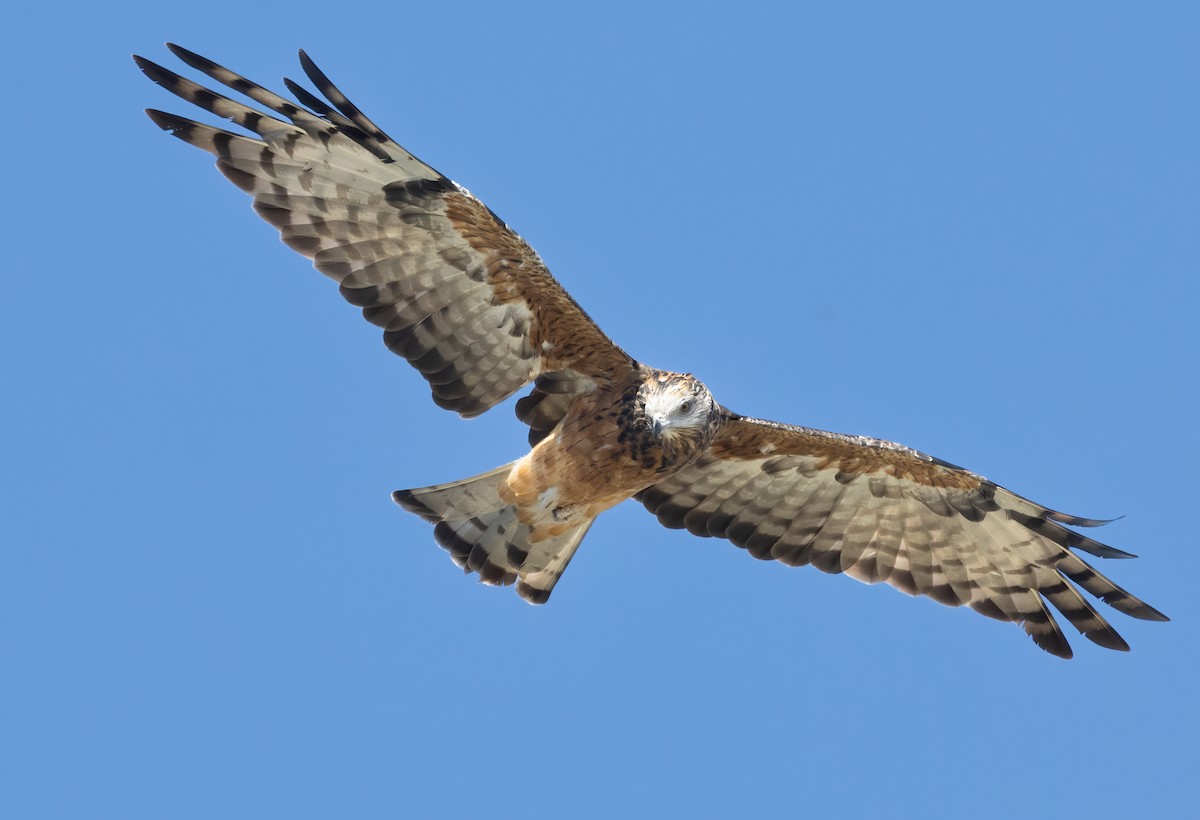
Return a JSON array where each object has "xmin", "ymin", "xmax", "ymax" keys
[{"xmin": 679, "ymin": 400, "xmax": 692, "ymax": 414}]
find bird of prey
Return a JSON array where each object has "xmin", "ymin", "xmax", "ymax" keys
[{"xmin": 135, "ymin": 44, "xmax": 1167, "ymax": 658}]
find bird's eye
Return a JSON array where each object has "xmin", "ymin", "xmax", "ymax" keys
[{"xmin": 679, "ymin": 400, "xmax": 692, "ymax": 415}]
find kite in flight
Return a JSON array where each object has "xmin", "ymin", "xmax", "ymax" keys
[{"xmin": 136, "ymin": 45, "xmax": 1167, "ymax": 657}]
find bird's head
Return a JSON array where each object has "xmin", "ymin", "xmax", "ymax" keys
[{"xmin": 639, "ymin": 371, "xmax": 719, "ymax": 444}]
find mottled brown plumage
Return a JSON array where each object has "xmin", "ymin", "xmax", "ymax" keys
[
  {"xmin": 501, "ymin": 370, "xmax": 720, "ymax": 540},
  {"xmin": 138, "ymin": 45, "xmax": 1167, "ymax": 657}
]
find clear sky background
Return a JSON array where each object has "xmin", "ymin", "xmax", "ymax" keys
[{"xmin": 3, "ymin": 2, "xmax": 1197, "ymax": 818}]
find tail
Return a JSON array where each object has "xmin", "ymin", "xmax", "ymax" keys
[{"xmin": 393, "ymin": 463, "xmax": 594, "ymax": 604}]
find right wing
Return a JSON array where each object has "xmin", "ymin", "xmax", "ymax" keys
[{"xmin": 135, "ymin": 45, "xmax": 637, "ymax": 420}]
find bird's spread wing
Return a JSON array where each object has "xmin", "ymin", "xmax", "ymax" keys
[
  {"xmin": 135, "ymin": 45, "xmax": 636, "ymax": 421},
  {"xmin": 637, "ymin": 413, "xmax": 1167, "ymax": 657}
]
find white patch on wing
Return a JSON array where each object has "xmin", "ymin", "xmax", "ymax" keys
[{"xmin": 759, "ymin": 443, "xmax": 777, "ymax": 455}]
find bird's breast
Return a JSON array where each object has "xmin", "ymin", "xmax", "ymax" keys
[{"xmin": 500, "ymin": 385, "xmax": 703, "ymax": 540}]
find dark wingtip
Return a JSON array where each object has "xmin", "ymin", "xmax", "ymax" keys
[
  {"xmin": 1040, "ymin": 638, "xmax": 1074, "ymax": 660},
  {"xmin": 1137, "ymin": 605, "xmax": 1171, "ymax": 623},
  {"xmin": 1036, "ymin": 643, "xmax": 1075, "ymax": 662},
  {"xmin": 282, "ymin": 77, "xmax": 308, "ymax": 99},
  {"xmin": 284, "ymin": 77, "xmax": 335, "ymax": 119},
  {"xmin": 165, "ymin": 43, "xmax": 223, "ymax": 76},
  {"xmin": 297, "ymin": 49, "xmax": 325, "ymax": 86},
  {"xmin": 1045, "ymin": 511, "xmax": 1124, "ymax": 528},
  {"xmin": 1085, "ymin": 628, "xmax": 1131, "ymax": 652},
  {"xmin": 133, "ymin": 56, "xmax": 182, "ymax": 91},
  {"xmin": 133, "ymin": 54, "xmax": 167, "ymax": 80},
  {"xmin": 144, "ymin": 108, "xmax": 180, "ymax": 131},
  {"xmin": 1087, "ymin": 543, "xmax": 1138, "ymax": 560},
  {"xmin": 166, "ymin": 42, "xmax": 199, "ymax": 62}
]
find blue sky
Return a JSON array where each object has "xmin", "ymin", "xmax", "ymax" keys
[{"xmin": 4, "ymin": 3, "xmax": 1197, "ymax": 817}]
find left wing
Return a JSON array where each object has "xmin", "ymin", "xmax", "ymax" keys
[{"xmin": 637, "ymin": 414, "xmax": 1167, "ymax": 657}]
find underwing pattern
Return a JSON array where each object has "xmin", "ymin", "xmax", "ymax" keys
[{"xmin": 138, "ymin": 45, "xmax": 1167, "ymax": 657}]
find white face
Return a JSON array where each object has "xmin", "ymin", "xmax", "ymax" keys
[{"xmin": 644, "ymin": 378, "xmax": 714, "ymax": 437}]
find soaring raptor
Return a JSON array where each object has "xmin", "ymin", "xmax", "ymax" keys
[{"xmin": 136, "ymin": 45, "xmax": 1167, "ymax": 658}]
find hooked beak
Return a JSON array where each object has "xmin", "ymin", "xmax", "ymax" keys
[{"xmin": 651, "ymin": 417, "xmax": 664, "ymax": 437}]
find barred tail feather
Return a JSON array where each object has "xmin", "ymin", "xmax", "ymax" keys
[{"xmin": 393, "ymin": 464, "xmax": 593, "ymax": 604}]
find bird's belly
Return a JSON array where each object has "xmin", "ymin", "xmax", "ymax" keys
[{"xmin": 500, "ymin": 433, "xmax": 660, "ymax": 542}]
